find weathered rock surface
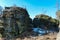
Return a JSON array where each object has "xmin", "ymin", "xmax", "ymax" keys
[
  {"xmin": 1, "ymin": 6, "xmax": 32, "ymax": 40},
  {"xmin": 33, "ymin": 14, "xmax": 59, "ymax": 32}
]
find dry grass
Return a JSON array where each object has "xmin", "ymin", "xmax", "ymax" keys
[{"xmin": 0, "ymin": 33, "xmax": 57, "ymax": 40}]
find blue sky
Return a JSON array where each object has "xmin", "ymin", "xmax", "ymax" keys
[{"xmin": 0, "ymin": 0, "xmax": 59, "ymax": 19}]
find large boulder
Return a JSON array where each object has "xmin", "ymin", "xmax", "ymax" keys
[
  {"xmin": 33, "ymin": 14, "xmax": 59, "ymax": 32},
  {"xmin": 2, "ymin": 6, "xmax": 32, "ymax": 38}
]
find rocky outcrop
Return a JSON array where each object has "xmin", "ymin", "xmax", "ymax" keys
[
  {"xmin": 0, "ymin": 6, "xmax": 59, "ymax": 40},
  {"xmin": 2, "ymin": 6, "xmax": 32, "ymax": 40},
  {"xmin": 33, "ymin": 14, "xmax": 59, "ymax": 32}
]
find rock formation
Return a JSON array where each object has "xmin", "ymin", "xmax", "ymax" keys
[
  {"xmin": 2, "ymin": 6, "xmax": 32, "ymax": 40},
  {"xmin": 33, "ymin": 14, "xmax": 59, "ymax": 32}
]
